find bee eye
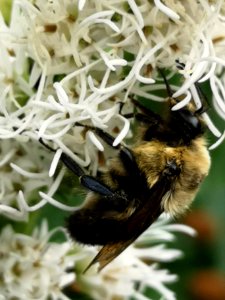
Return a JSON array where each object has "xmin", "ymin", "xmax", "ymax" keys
[{"xmin": 177, "ymin": 110, "xmax": 200, "ymax": 129}]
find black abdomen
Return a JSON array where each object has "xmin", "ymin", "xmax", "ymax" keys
[{"xmin": 67, "ymin": 208, "xmax": 131, "ymax": 245}]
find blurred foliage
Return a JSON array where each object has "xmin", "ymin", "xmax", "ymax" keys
[{"xmin": 0, "ymin": 0, "xmax": 12, "ymax": 24}]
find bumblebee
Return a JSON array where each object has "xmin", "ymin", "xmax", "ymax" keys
[{"xmin": 40, "ymin": 72, "xmax": 211, "ymax": 271}]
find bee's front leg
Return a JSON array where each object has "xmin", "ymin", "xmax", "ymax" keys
[{"xmin": 75, "ymin": 122, "xmax": 121, "ymax": 149}]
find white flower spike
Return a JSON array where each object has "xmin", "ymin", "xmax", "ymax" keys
[{"xmin": 1, "ymin": 1, "xmax": 225, "ymax": 299}]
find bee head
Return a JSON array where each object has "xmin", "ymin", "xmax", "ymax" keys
[
  {"xmin": 158, "ymin": 68, "xmax": 207, "ymax": 145},
  {"xmin": 170, "ymin": 105, "xmax": 205, "ymax": 143},
  {"xmin": 177, "ymin": 108, "xmax": 201, "ymax": 128}
]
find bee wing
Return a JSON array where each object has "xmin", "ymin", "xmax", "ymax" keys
[
  {"xmin": 84, "ymin": 175, "xmax": 172, "ymax": 272},
  {"xmin": 84, "ymin": 239, "xmax": 135, "ymax": 272}
]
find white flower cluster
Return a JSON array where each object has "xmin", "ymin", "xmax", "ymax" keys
[
  {"xmin": 0, "ymin": 221, "xmax": 77, "ymax": 300},
  {"xmin": 0, "ymin": 217, "xmax": 194, "ymax": 300},
  {"xmin": 0, "ymin": 0, "xmax": 225, "ymax": 217},
  {"xmin": 0, "ymin": 1, "xmax": 225, "ymax": 299},
  {"xmin": 76, "ymin": 215, "xmax": 196, "ymax": 300}
]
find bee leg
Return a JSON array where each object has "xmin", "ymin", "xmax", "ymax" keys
[
  {"xmin": 39, "ymin": 138, "xmax": 113, "ymax": 196},
  {"xmin": 75, "ymin": 123, "xmax": 121, "ymax": 149},
  {"xmin": 39, "ymin": 138, "xmax": 84, "ymax": 177},
  {"xmin": 39, "ymin": 141, "xmax": 131, "ymax": 208},
  {"xmin": 76, "ymin": 122, "xmax": 156, "ymax": 155},
  {"xmin": 76, "ymin": 124, "xmax": 140, "ymax": 174},
  {"xmin": 119, "ymin": 97, "xmax": 161, "ymax": 121},
  {"xmin": 135, "ymin": 112, "xmax": 160, "ymax": 124},
  {"xmin": 117, "ymin": 101, "xmax": 134, "ymax": 119},
  {"xmin": 76, "ymin": 103, "xmax": 162, "ymax": 148},
  {"xmin": 117, "ymin": 100, "xmax": 157, "ymax": 122},
  {"xmin": 157, "ymin": 68, "xmax": 173, "ymax": 97},
  {"xmin": 76, "ymin": 124, "xmax": 141, "ymax": 176},
  {"xmin": 131, "ymin": 99, "xmax": 163, "ymax": 126},
  {"xmin": 80, "ymin": 175, "xmax": 113, "ymax": 196},
  {"xmin": 119, "ymin": 101, "xmax": 161, "ymax": 124}
]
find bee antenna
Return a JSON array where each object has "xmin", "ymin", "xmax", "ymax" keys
[
  {"xmin": 174, "ymin": 59, "xmax": 210, "ymax": 113},
  {"xmin": 157, "ymin": 68, "xmax": 173, "ymax": 98}
]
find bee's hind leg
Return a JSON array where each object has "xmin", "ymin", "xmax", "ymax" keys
[{"xmin": 39, "ymin": 138, "xmax": 113, "ymax": 196}]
